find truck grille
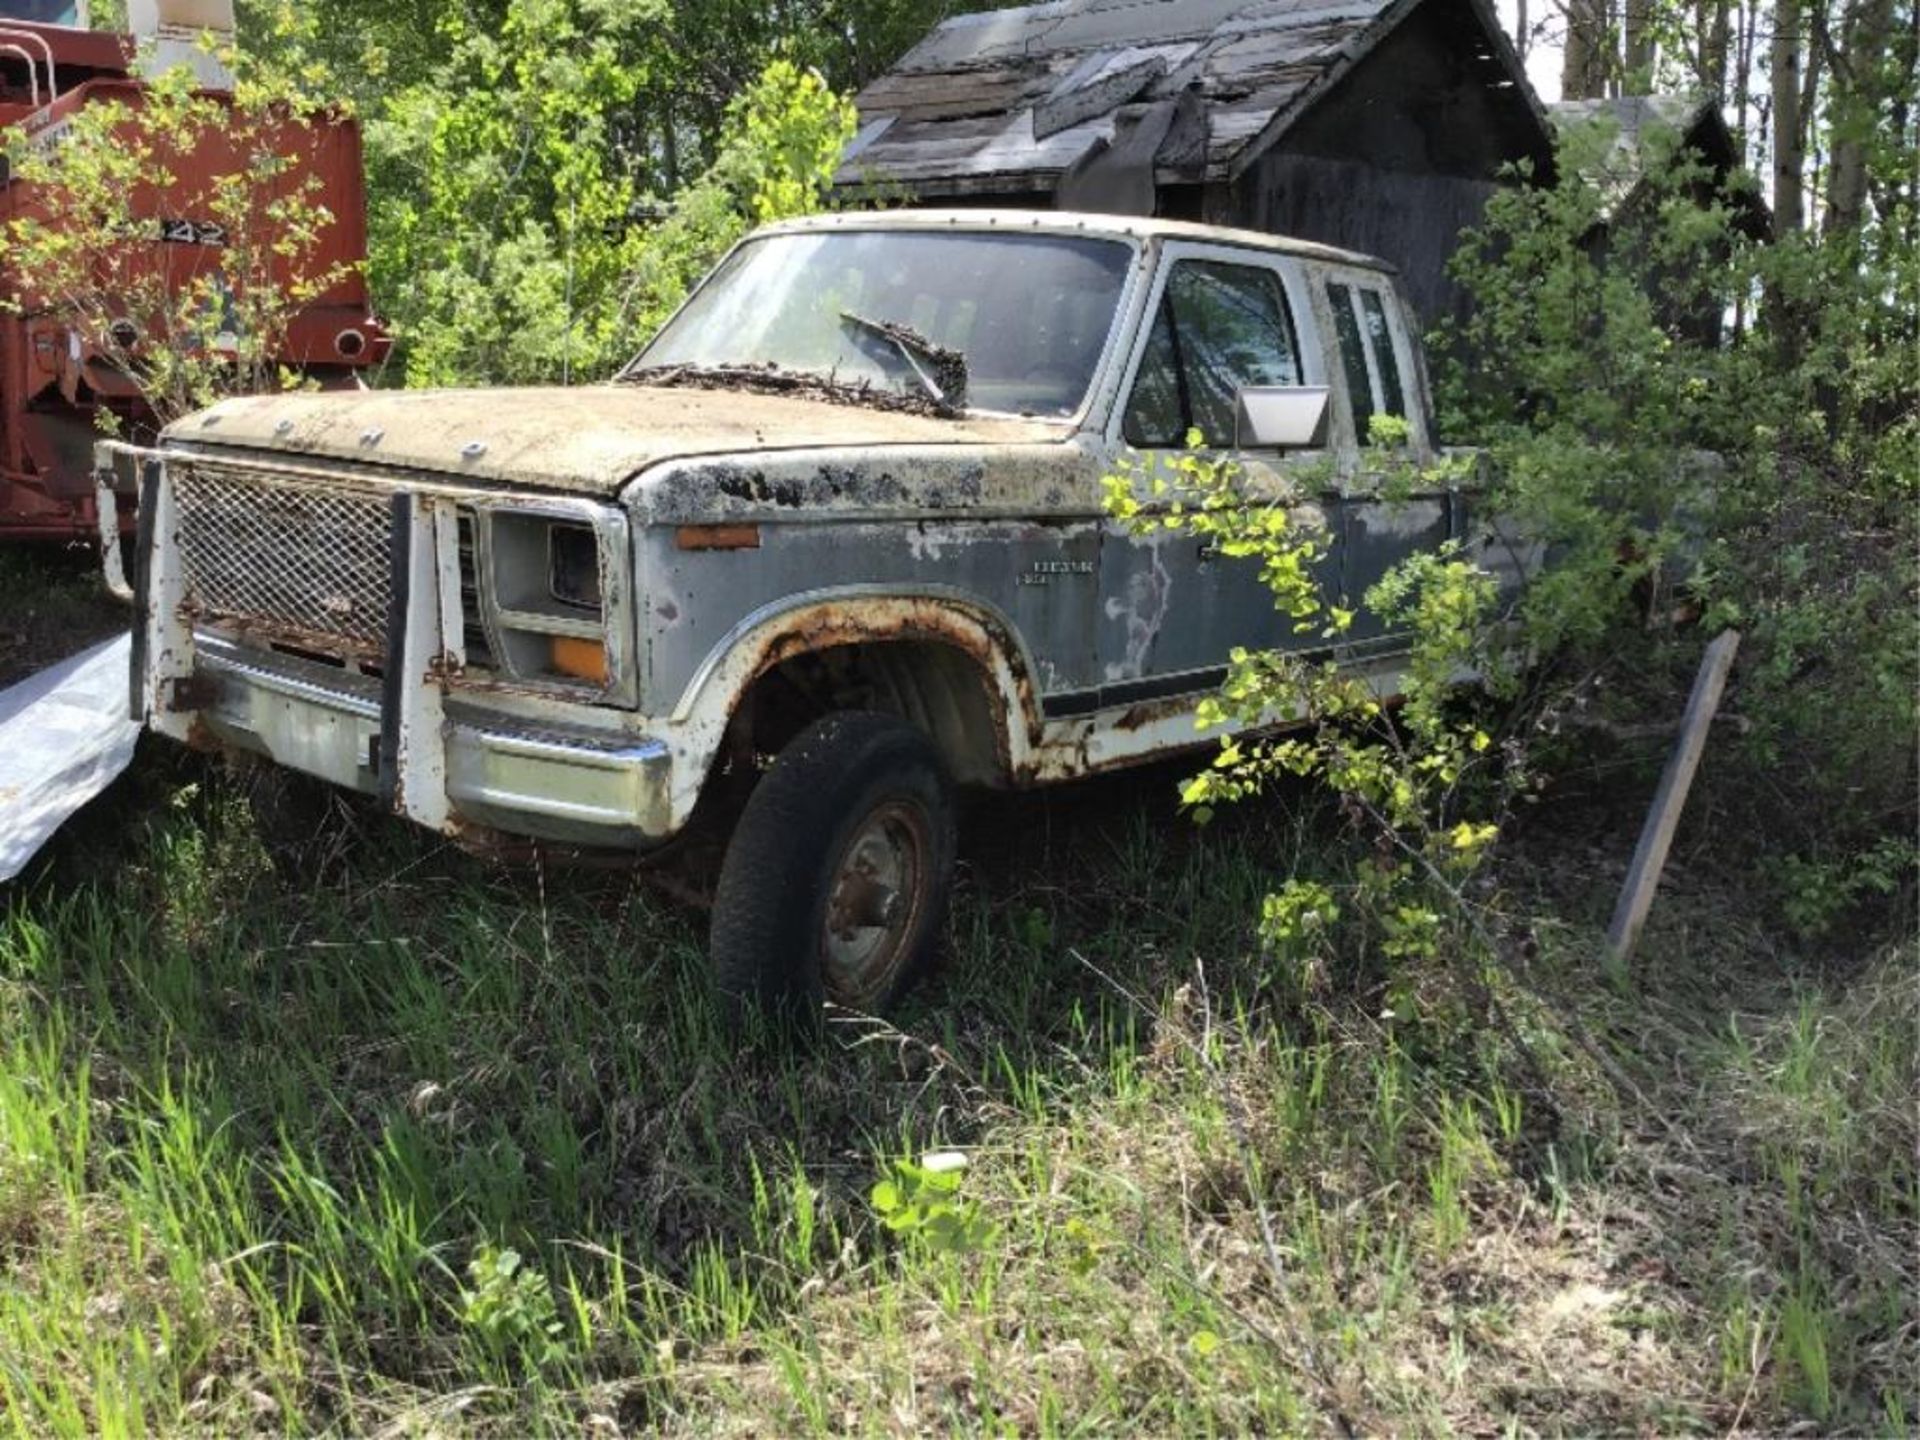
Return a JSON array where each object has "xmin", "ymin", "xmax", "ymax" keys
[
  {"xmin": 172, "ymin": 462, "xmax": 393, "ymax": 655},
  {"xmin": 455, "ymin": 512, "xmax": 496, "ymax": 668}
]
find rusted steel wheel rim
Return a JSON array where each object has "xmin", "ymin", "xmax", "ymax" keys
[{"xmin": 821, "ymin": 799, "xmax": 930, "ymax": 1008}]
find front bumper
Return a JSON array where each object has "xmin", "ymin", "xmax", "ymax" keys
[
  {"xmin": 192, "ymin": 637, "xmax": 675, "ymax": 846},
  {"xmin": 108, "ymin": 442, "xmax": 679, "ymax": 851}
]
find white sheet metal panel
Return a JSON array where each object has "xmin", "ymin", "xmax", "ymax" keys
[{"xmin": 0, "ymin": 633, "xmax": 140, "ymax": 883}]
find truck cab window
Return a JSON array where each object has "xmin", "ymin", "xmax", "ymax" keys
[
  {"xmin": 1359, "ymin": 289, "xmax": 1407, "ymax": 419},
  {"xmin": 1327, "ymin": 280, "xmax": 1408, "ymax": 441},
  {"xmin": 1124, "ymin": 260, "xmax": 1303, "ymax": 449}
]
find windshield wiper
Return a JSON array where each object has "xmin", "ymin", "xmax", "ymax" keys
[
  {"xmin": 616, "ymin": 360, "xmax": 965, "ymax": 419},
  {"xmin": 837, "ymin": 312, "xmax": 969, "ymax": 415},
  {"xmin": 619, "ymin": 362, "xmax": 742, "ymax": 385}
]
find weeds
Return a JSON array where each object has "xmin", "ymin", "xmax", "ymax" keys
[{"xmin": 0, "ymin": 756, "xmax": 1912, "ymax": 1435}]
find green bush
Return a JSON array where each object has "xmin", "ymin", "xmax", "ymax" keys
[
  {"xmin": 1444, "ymin": 115, "xmax": 1916, "ymax": 928},
  {"xmin": 364, "ymin": 3, "xmax": 854, "ymax": 388}
]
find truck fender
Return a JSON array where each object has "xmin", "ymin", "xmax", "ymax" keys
[{"xmin": 664, "ymin": 586, "xmax": 1047, "ymax": 806}]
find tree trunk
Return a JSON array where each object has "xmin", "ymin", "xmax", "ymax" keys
[
  {"xmin": 1772, "ymin": 0, "xmax": 1806, "ymax": 237},
  {"xmin": 1562, "ymin": 0, "xmax": 1616, "ymax": 99},
  {"xmin": 1735, "ymin": 2, "xmax": 1759, "ymax": 141},
  {"xmin": 662, "ymin": 107, "xmax": 681, "ymax": 192},
  {"xmin": 1827, "ymin": 0, "xmax": 1899, "ymax": 235},
  {"xmin": 1800, "ymin": 9, "xmax": 1827, "ymax": 227},
  {"xmin": 1624, "ymin": 0, "xmax": 1658, "ymax": 88},
  {"xmin": 1696, "ymin": 0, "xmax": 1732, "ymax": 95}
]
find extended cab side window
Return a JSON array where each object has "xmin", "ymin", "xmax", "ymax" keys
[
  {"xmin": 1124, "ymin": 260, "xmax": 1304, "ymax": 449},
  {"xmin": 1326, "ymin": 280, "xmax": 1408, "ymax": 442}
]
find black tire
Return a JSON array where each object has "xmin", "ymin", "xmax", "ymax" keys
[{"xmin": 710, "ymin": 711, "xmax": 956, "ymax": 1027}]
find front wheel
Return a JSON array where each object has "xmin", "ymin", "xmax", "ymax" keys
[{"xmin": 710, "ymin": 712, "xmax": 956, "ymax": 1026}]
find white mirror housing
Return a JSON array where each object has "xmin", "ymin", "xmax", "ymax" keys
[{"xmin": 1235, "ymin": 386, "xmax": 1331, "ymax": 451}]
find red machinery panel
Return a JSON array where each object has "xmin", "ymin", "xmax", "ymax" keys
[{"xmin": 0, "ymin": 13, "xmax": 389, "ymax": 539}]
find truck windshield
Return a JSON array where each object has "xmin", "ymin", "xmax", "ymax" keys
[{"xmin": 630, "ymin": 229, "xmax": 1134, "ymax": 419}]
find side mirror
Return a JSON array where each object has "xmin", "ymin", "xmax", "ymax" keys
[{"xmin": 1235, "ymin": 386, "xmax": 1331, "ymax": 451}]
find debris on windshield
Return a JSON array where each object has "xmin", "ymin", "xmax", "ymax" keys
[
  {"xmin": 837, "ymin": 312, "xmax": 971, "ymax": 414},
  {"xmin": 624, "ymin": 361, "xmax": 968, "ymax": 419}
]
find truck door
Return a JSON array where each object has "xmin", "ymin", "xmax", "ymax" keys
[
  {"xmin": 1094, "ymin": 245, "xmax": 1341, "ymax": 704},
  {"xmin": 1316, "ymin": 273, "xmax": 1451, "ymax": 652}
]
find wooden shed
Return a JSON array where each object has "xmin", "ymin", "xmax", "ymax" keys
[
  {"xmin": 1549, "ymin": 95, "xmax": 1768, "ymax": 342},
  {"xmin": 835, "ymin": 0, "xmax": 1557, "ymax": 326},
  {"xmin": 1549, "ymin": 95, "xmax": 1767, "ymax": 237}
]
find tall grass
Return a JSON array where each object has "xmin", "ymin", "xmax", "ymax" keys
[{"xmin": 0, "ymin": 754, "xmax": 1912, "ymax": 1435}]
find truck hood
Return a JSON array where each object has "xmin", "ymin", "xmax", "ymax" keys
[{"xmin": 168, "ymin": 384, "xmax": 1064, "ymax": 497}]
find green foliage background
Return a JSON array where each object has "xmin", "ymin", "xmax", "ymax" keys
[
  {"xmin": 0, "ymin": 5, "xmax": 1907, "ymax": 1432},
  {"xmin": 1441, "ymin": 112, "xmax": 1917, "ymax": 931},
  {"xmin": 225, "ymin": 0, "xmax": 1027, "ymax": 386}
]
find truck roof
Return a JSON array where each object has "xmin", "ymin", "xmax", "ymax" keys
[{"xmin": 757, "ymin": 208, "xmax": 1400, "ymax": 276}]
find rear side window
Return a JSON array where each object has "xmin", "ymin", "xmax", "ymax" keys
[
  {"xmin": 1327, "ymin": 280, "xmax": 1408, "ymax": 441},
  {"xmin": 1124, "ymin": 260, "xmax": 1304, "ymax": 448},
  {"xmin": 1359, "ymin": 290, "xmax": 1407, "ymax": 419},
  {"xmin": 1327, "ymin": 283, "xmax": 1377, "ymax": 436}
]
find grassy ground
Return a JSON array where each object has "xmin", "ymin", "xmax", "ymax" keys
[
  {"xmin": 0, "ymin": 738, "xmax": 1911, "ymax": 1436},
  {"xmin": 0, "ymin": 545, "xmax": 130, "ymax": 689}
]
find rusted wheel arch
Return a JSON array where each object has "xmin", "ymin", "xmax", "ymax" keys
[
  {"xmin": 689, "ymin": 593, "xmax": 1048, "ymax": 790},
  {"xmin": 758, "ymin": 638, "xmax": 1011, "ymax": 787}
]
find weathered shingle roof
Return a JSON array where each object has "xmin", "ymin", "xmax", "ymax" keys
[
  {"xmin": 1551, "ymin": 93, "xmax": 1716, "ymax": 132},
  {"xmin": 1549, "ymin": 95, "xmax": 1763, "ymax": 228},
  {"xmin": 837, "ymin": 0, "xmax": 1533, "ymax": 194}
]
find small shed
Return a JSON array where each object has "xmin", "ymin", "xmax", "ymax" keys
[
  {"xmin": 836, "ymin": 0, "xmax": 1557, "ymax": 326},
  {"xmin": 1549, "ymin": 95, "xmax": 1767, "ymax": 236},
  {"xmin": 1550, "ymin": 95, "xmax": 1767, "ymax": 342}
]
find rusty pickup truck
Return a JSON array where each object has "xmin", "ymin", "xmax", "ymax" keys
[{"xmin": 101, "ymin": 211, "xmax": 1491, "ymax": 1019}]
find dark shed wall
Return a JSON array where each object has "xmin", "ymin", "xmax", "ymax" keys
[
  {"xmin": 1219, "ymin": 0, "xmax": 1546, "ymax": 326},
  {"xmin": 1219, "ymin": 157, "xmax": 1495, "ymax": 325}
]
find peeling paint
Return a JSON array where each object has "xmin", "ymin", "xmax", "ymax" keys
[
  {"xmin": 704, "ymin": 462, "xmax": 915, "ymax": 512},
  {"xmin": 907, "ymin": 524, "xmax": 945, "ymax": 562},
  {"xmin": 1102, "ymin": 528, "xmax": 1173, "ymax": 682},
  {"xmin": 634, "ymin": 443, "xmax": 1101, "ymax": 526},
  {"xmin": 1353, "ymin": 498, "xmax": 1447, "ymax": 540}
]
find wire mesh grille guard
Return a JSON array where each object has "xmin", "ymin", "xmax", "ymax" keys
[{"xmin": 172, "ymin": 463, "xmax": 394, "ymax": 653}]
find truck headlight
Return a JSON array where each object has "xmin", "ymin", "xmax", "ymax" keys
[
  {"xmin": 549, "ymin": 523, "xmax": 604, "ymax": 612},
  {"xmin": 457, "ymin": 505, "xmax": 632, "ymax": 703}
]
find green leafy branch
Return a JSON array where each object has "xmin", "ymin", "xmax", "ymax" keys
[
  {"xmin": 3, "ymin": 59, "xmax": 357, "ymax": 426},
  {"xmin": 1104, "ymin": 434, "xmax": 1513, "ymax": 980}
]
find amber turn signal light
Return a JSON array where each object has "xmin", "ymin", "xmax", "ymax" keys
[
  {"xmin": 550, "ymin": 636, "xmax": 609, "ymax": 686},
  {"xmin": 676, "ymin": 524, "xmax": 761, "ymax": 552}
]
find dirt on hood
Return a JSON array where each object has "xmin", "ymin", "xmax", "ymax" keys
[{"xmin": 165, "ymin": 383, "xmax": 1060, "ymax": 498}]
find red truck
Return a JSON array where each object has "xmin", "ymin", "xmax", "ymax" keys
[{"xmin": 0, "ymin": 0, "xmax": 386, "ymax": 540}]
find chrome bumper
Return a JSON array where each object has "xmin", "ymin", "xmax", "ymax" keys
[{"xmin": 193, "ymin": 638, "xmax": 675, "ymax": 846}]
